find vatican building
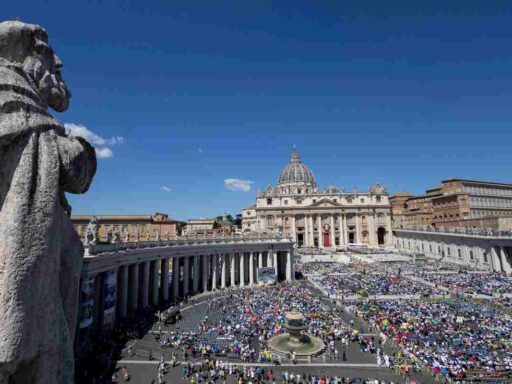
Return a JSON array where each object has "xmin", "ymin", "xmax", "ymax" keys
[{"xmin": 242, "ymin": 148, "xmax": 393, "ymax": 248}]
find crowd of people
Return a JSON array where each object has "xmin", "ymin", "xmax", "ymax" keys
[
  {"xmin": 353, "ymin": 299, "xmax": 512, "ymax": 382},
  {"xmin": 417, "ymin": 272, "xmax": 512, "ymax": 296},
  {"xmin": 310, "ymin": 273, "xmax": 443, "ymax": 298},
  {"xmin": 157, "ymin": 283, "xmax": 358, "ymax": 362},
  {"xmin": 401, "ymin": 225, "xmax": 512, "ymax": 238}
]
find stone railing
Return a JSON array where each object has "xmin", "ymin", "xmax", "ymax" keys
[
  {"xmin": 85, "ymin": 234, "xmax": 293, "ymax": 256},
  {"xmin": 394, "ymin": 225, "xmax": 512, "ymax": 238}
]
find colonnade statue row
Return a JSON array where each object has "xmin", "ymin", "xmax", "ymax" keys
[{"xmin": 0, "ymin": 21, "xmax": 97, "ymax": 383}]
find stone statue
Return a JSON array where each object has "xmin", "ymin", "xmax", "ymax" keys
[
  {"xmin": 155, "ymin": 229, "xmax": 160, "ymax": 241},
  {"xmin": 112, "ymin": 227, "xmax": 121, "ymax": 243},
  {"xmin": 164, "ymin": 231, "xmax": 170, "ymax": 241},
  {"xmin": 106, "ymin": 228, "xmax": 113, "ymax": 243},
  {"xmin": 84, "ymin": 216, "xmax": 99, "ymax": 246},
  {"xmin": 124, "ymin": 232, "xmax": 130, "ymax": 243},
  {"xmin": 0, "ymin": 21, "xmax": 97, "ymax": 383},
  {"xmin": 135, "ymin": 230, "xmax": 140, "ymax": 242},
  {"xmin": 145, "ymin": 231, "xmax": 150, "ymax": 242}
]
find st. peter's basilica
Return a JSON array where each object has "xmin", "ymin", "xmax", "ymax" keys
[{"xmin": 241, "ymin": 148, "xmax": 393, "ymax": 248}]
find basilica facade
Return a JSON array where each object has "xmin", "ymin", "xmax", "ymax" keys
[{"xmin": 241, "ymin": 149, "xmax": 393, "ymax": 248}]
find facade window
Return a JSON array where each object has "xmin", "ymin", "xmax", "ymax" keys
[
  {"xmin": 376, "ymin": 196, "xmax": 381, "ymax": 202},
  {"xmin": 429, "ymin": 244, "xmax": 432, "ymax": 252},
  {"xmin": 447, "ymin": 248, "xmax": 451, "ymax": 256},
  {"xmin": 105, "ymin": 225, "xmax": 110, "ymax": 232},
  {"xmin": 298, "ymin": 189, "xmax": 302, "ymax": 194},
  {"xmin": 483, "ymin": 252, "xmax": 489, "ymax": 263},
  {"xmin": 438, "ymin": 246, "xmax": 441, "ymax": 253},
  {"xmin": 312, "ymin": 199, "xmax": 316, "ymax": 204},
  {"xmin": 360, "ymin": 198, "xmax": 364, "ymax": 203},
  {"xmin": 457, "ymin": 249, "xmax": 462, "ymax": 258},
  {"xmin": 284, "ymin": 200, "xmax": 288, "ymax": 205},
  {"xmin": 267, "ymin": 198, "xmax": 272, "ymax": 205},
  {"xmin": 469, "ymin": 250, "xmax": 474, "ymax": 260},
  {"xmin": 140, "ymin": 224, "xmax": 146, "ymax": 232},
  {"xmin": 122, "ymin": 225, "xmax": 128, "ymax": 233},
  {"xmin": 333, "ymin": 199, "xmax": 337, "ymax": 203},
  {"xmin": 131, "ymin": 224, "xmax": 137, "ymax": 231}
]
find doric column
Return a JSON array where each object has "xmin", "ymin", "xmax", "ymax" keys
[
  {"xmin": 273, "ymin": 250, "xmax": 278, "ymax": 278},
  {"xmin": 240, "ymin": 253, "xmax": 245, "ymax": 287},
  {"xmin": 212, "ymin": 254, "xmax": 218, "ymax": 290},
  {"xmin": 193, "ymin": 255, "xmax": 199, "ymax": 293},
  {"xmin": 150, "ymin": 260, "xmax": 159, "ymax": 306},
  {"xmin": 249, "ymin": 252, "xmax": 255, "ymax": 285},
  {"xmin": 183, "ymin": 256, "xmax": 190, "ymax": 296},
  {"xmin": 172, "ymin": 257, "xmax": 180, "ymax": 299},
  {"xmin": 330, "ymin": 215, "xmax": 335, "ymax": 248},
  {"xmin": 117, "ymin": 266, "xmax": 128, "ymax": 319},
  {"xmin": 140, "ymin": 261, "xmax": 150, "ymax": 309},
  {"xmin": 286, "ymin": 251, "xmax": 292, "ymax": 280},
  {"xmin": 161, "ymin": 258, "xmax": 169, "ymax": 302},
  {"xmin": 258, "ymin": 251, "xmax": 263, "ymax": 268},
  {"xmin": 230, "ymin": 253, "xmax": 236, "ymax": 287},
  {"xmin": 500, "ymin": 247, "xmax": 511, "ymax": 275},
  {"xmin": 491, "ymin": 247, "xmax": 503, "ymax": 273},
  {"xmin": 128, "ymin": 263, "xmax": 139, "ymax": 313},
  {"xmin": 221, "ymin": 254, "xmax": 227, "ymax": 288},
  {"xmin": 202, "ymin": 255, "xmax": 209, "ymax": 292}
]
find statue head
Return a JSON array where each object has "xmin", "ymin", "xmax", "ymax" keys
[{"xmin": 0, "ymin": 21, "xmax": 70, "ymax": 112}]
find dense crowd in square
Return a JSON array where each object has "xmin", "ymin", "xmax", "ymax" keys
[
  {"xmin": 353, "ymin": 299, "xmax": 512, "ymax": 382},
  {"xmin": 417, "ymin": 272, "xmax": 512, "ymax": 296}
]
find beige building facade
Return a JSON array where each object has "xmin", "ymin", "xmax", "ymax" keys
[
  {"xmin": 391, "ymin": 179, "xmax": 512, "ymax": 230},
  {"xmin": 242, "ymin": 149, "xmax": 393, "ymax": 248}
]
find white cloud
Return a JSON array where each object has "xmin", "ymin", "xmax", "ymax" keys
[
  {"xmin": 161, "ymin": 185, "xmax": 172, "ymax": 192},
  {"xmin": 224, "ymin": 178, "xmax": 253, "ymax": 192},
  {"xmin": 64, "ymin": 123, "xmax": 124, "ymax": 159},
  {"xmin": 95, "ymin": 147, "xmax": 114, "ymax": 159}
]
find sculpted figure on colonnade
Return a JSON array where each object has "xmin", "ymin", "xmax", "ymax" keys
[
  {"xmin": 84, "ymin": 216, "xmax": 100, "ymax": 245},
  {"xmin": 0, "ymin": 21, "xmax": 97, "ymax": 383}
]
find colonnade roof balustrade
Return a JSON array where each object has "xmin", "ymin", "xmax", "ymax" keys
[
  {"xmin": 393, "ymin": 226, "xmax": 512, "ymax": 239},
  {"xmin": 82, "ymin": 234, "xmax": 295, "ymax": 277}
]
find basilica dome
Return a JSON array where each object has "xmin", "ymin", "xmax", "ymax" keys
[{"xmin": 278, "ymin": 148, "xmax": 317, "ymax": 188}]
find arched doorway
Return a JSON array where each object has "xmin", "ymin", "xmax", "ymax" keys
[{"xmin": 377, "ymin": 227, "xmax": 386, "ymax": 245}]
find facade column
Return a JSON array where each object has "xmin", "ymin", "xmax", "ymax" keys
[
  {"xmin": 343, "ymin": 215, "xmax": 349, "ymax": 245},
  {"xmin": 500, "ymin": 247, "xmax": 511, "ymax": 275},
  {"xmin": 183, "ymin": 256, "xmax": 190, "ymax": 296},
  {"xmin": 212, "ymin": 254, "xmax": 218, "ymax": 290},
  {"xmin": 150, "ymin": 260, "xmax": 159, "ymax": 306},
  {"xmin": 128, "ymin": 263, "xmax": 139, "ymax": 313},
  {"xmin": 304, "ymin": 215, "xmax": 309, "ymax": 246},
  {"xmin": 221, "ymin": 254, "xmax": 227, "ymax": 289},
  {"xmin": 273, "ymin": 250, "xmax": 278, "ymax": 278},
  {"xmin": 286, "ymin": 251, "xmax": 292, "ymax": 281},
  {"xmin": 117, "ymin": 265, "xmax": 128, "ymax": 319},
  {"xmin": 385, "ymin": 214, "xmax": 393, "ymax": 245},
  {"xmin": 368, "ymin": 214, "xmax": 375, "ymax": 246},
  {"xmin": 140, "ymin": 261, "xmax": 150, "ymax": 309},
  {"xmin": 161, "ymin": 258, "xmax": 169, "ymax": 302},
  {"xmin": 290, "ymin": 216, "xmax": 296, "ymax": 242},
  {"xmin": 317, "ymin": 215, "xmax": 322, "ymax": 248},
  {"xmin": 172, "ymin": 257, "xmax": 180, "ymax": 299},
  {"xmin": 202, "ymin": 255, "xmax": 209, "ymax": 292},
  {"xmin": 230, "ymin": 253, "xmax": 236, "ymax": 287},
  {"xmin": 355, "ymin": 214, "xmax": 360, "ymax": 244},
  {"xmin": 330, "ymin": 215, "xmax": 335, "ymax": 249},
  {"xmin": 258, "ymin": 251, "xmax": 263, "ymax": 268},
  {"xmin": 249, "ymin": 252, "xmax": 255, "ymax": 285},
  {"xmin": 240, "ymin": 253, "xmax": 245, "ymax": 287},
  {"xmin": 193, "ymin": 255, "xmax": 199, "ymax": 294}
]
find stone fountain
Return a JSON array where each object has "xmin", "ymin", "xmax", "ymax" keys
[{"xmin": 268, "ymin": 309, "xmax": 325, "ymax": 360}]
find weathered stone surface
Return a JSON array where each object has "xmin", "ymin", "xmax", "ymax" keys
[{"xmin": 0, "ymin": 21, "xmax": 97, "ymax": 383}]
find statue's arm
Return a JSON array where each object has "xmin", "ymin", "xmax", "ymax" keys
[{"xmin": 56, "ymin": 133, "xmax": 97, "ymax": 194}]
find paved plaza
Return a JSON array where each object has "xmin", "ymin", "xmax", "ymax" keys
[{"xmin": 74, "ymin": 258, "xmax": 512, "ymax": 383}]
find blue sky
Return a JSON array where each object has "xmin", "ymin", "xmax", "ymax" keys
[{"xmin": 5, "ymin": 1, "xmax": 512, "ymax": 220}]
